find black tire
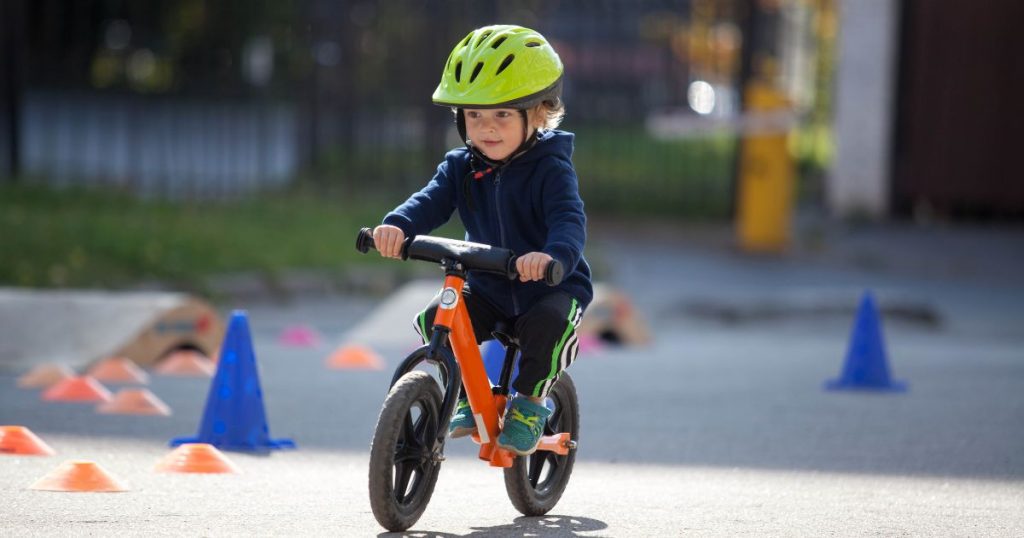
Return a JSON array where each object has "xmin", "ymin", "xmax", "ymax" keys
[
  {"xmin": 368, "ymin": 370, "xmax": 445, "ymax": 532},
  {"xmin": 503, "ymin": 373, "xmax": 580, "ymax": 516}
]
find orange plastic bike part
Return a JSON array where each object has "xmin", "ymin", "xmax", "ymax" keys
[{"xmin": 536, "ymin": 433, "xmax": 572, "ymax": 456}]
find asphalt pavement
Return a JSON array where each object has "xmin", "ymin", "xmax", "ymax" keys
[{"xmin": 2, "ymin": 221, "xmax": 1023, "ymax": 536}]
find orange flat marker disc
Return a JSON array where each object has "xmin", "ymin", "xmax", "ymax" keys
[
  {"xmin": 96, "ymin": 388, "xmax": 172, "ymax": 416},
  {"xmin": 87, "ymin": 357, "xmax": 150, "ymax": 384},
  {"xmin": 41, "ymin": 376, "xmax": 113, "ymax": 403},
  {"xmin": 154, "ymin": 350, "xmax": 215, "ymax": 377},
  {"xmin": 325, "ymin": 344, "xmax": 384, "ymax": 370},
  {"xmin": 29, "ymin": 460, "xmax": 128, "ymax": 492},
  {"xmin": 154, "ymin": 443, "xmax": 241, "ymax": 474},
  {"xmin": 17, "ymin": 364, "xmax": 76, "ymax": 389},
  {"xmin": 0, "ymin": 425, "xmax": 57, "ymax": 456}
]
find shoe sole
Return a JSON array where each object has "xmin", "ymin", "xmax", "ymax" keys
[
  {"xmin": 496, "ymin": 440, "xmax": 540, "ymax": 456},
  {"xmin": 449, "ymin": 426, "xmax": 476, "ymax": 439}
]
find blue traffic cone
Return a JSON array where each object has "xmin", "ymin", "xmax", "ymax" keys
[
  {"xmin": 171, "ymin": 310, "xmax": 296, "ymax": 452},
  {"xmin": 825, "ymin": 291, "xmax": 907, "ymax": 392}
]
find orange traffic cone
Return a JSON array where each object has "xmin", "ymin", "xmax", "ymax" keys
[
  {"xmin": 0, "ymin": 426, "xmax": 56, "ymax": 456},
  {"xmin": 325, "ymin": 344, "xmax": 384, "ymax": 370},
  {"xmin": 87, "ymin": 357, "xmax": 149, "ymax": 385},
  {"xmin": 41, "ymin": 376, "xmax": 113, "ymax": 403},
  {"xmin": 154, "ymin": 349, "xmax": 215, "ymax": 377},
  {"xmin": 17, "ymin": 364, "xmax": 76, "ymax": 389},
  {"xmin": 155, "ymin": 443, "xmax": 241, "ymax": 474},
  {"xmin": 96, "ymin": 389, "xmax": 171, "ymax": 416},
  {"xmin": 29, "ymin": 460, "xmax": 128, "ymax": 492}
]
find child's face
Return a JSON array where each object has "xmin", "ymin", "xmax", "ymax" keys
[{"xmin": 464, "ymin": 108, "xmax": 527, "ymax": 161}]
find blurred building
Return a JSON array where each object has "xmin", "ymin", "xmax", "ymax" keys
[{"xmin": 831, "ymin": 0, "xmax": 1024, "ymax": 219}]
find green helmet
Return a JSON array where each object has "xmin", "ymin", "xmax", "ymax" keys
[{"xmin": 432, "ymin": 25, "xmax": 563, "ymax": 109}]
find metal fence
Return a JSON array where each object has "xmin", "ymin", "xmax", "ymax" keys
[{"xmin": 3, "ymin": 0, "xmax": 829, "ymax": 216}]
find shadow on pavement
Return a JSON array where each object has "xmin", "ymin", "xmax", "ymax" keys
[{"xmin": 379, "ymin": 514, "xmax": 608, "ymax": 537}]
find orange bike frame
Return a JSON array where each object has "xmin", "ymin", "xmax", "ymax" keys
[{"xmin": 431, "ymin": 274, "xmax": 571, "ymax": 468}]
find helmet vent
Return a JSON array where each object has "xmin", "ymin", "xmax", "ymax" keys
[
  {"xmin": 491, "ymin": 36, "xmax": 508, "ymax": 49},
  {"xmin": 476, "ymin": 31, "xmax": 493, "ymax": 48},
  {"xmin": 470, "ymin": 62, "xmax": 484, "ymax": 83},
  {"xmin": 454, "ymin": 61, "xmax": 462, "ymax": 83},
  {"xmin": 525, "ymin": 41, "xmax": 541, "ymax": 48},
  {"xmin": 496, "ymin": 54, "xmax": 515, "ymax": 75}
]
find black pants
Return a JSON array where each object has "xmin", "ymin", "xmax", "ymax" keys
[{"xmin": 414, "ymin": 286, "xmax": 583, "ymax": 398}]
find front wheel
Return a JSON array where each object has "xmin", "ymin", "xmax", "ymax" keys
[
  {"xmin": 368, "ymin": 371, "xmax": 445, "ymax": 532},
  {"xmin": 503, "ymin": 373, "xmax": 580, "ymax": 516}
]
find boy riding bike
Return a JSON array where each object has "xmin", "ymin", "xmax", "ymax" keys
[{"xmin": 372, "ymin": 24, "xmax": 592, "ymax": 456}]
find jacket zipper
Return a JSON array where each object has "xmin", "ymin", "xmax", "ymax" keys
[{"xmin": 493, "ymin": 171, "xmax": 520, "ymax": 315}]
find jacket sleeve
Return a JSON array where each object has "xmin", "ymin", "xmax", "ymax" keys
[
  {"xmin": 540, "ymin": 158, "xmax": 587, "ymax": 272},
  {"xmin": 381, "ymin": 159, "xmax": 457, "ymax": 238}
]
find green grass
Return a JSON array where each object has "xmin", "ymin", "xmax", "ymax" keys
[
  {"xmin": 0, "ymin": 124, "xmax": 742, "ymax": 293},
  {"xmin": 571, "ymin": 125, "xmax": 736, "ymax": 218},
  {"xmin": 0, "ymin": 182, "xmax": 420, "ymax": 293}
]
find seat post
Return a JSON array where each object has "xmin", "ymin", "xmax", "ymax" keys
[{"xmin": 495, "ymin": 341, "xmax": 519, "ymax": 396}]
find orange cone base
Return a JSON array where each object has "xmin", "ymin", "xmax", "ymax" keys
[
  {"xmin": 155, "ymin": 443, "xmax": 241, "ymax": 474},
  {"xmin": 17, "ymin": 364, "xmax": 76, "ymax": 389},
  {"xmin": 87, "ymin": 357, "xmax": 150, "ymax": 385},
  {"xmin": 0, "ymin": 426, "xmax": 57, "ymax": 456},
  {"xmin": 325, "ymin": 344, "xmax": 384, "ymax": 370},
  {"xmin": 30, "ymin": 460, "xmax": 128, "ymax": 492},
  {"xmin": 41, "ymin": 376, "xmax": 113, "ymax": 403},
  {"xmin": 154, "ymin": 350, "xmax": 215, "ymax": 377},
  {"xmin": 96, "ymin": 389, "xmax": 172, "ymax": 416}
]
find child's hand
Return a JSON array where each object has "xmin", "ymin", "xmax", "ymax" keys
[
  {"xmin": 373, "ymin": 225, "xmax": 405, "ymax": 259},
  {"xmin": 515, "ymin": 252, "xmax": 553, "ymax": 283}
]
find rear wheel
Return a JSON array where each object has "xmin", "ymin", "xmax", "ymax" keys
[
  {"xmin": 503, "ymin": 373, "xmax": 580, "ymax": 516},
  {"xmin": 368, "ymin": 371, "xmax": 444, "ymax": 532}
]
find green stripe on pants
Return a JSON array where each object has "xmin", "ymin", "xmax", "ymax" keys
[
  {"xmin": 418, "ymin": 310, "xmax": 428, "ymax": 344},
  {"xmin": 532, "ymin": 298, "xmax": 578, "ymax": 397}
]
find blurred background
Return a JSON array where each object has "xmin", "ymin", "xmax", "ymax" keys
[{"xmin": 0, "ymin": 0, "xmax": 1021, "ymax": 293}]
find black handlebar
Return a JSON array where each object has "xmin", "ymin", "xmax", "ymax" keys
[
  {"xmin": 355, "ymin": 227, "xmax": 383, "ymax": 255},
  {"xmin": 356, "ymin": 227, "xmax": 564, "ymax": 287}
]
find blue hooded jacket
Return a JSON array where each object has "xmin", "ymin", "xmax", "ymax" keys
[{"xmin": 383, "ymin": 129, "xmax": 592, "ymax": 317}]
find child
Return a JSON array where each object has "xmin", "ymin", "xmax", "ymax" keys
[{"xmin": 372, "ymin": 24, "xmax": 592, "ymax": 456}]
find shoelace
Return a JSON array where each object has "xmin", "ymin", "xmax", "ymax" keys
[{"xmin": 508, "ymin": 408, "xmax": 542, "ymax": 432}]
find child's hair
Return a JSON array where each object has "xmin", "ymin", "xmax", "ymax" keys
[
  {"xmin": 450, "ymin": 100, "xmax": 566, "ymax": 133},
  {"xmin": 527, "ymin": 101, "xmax": 566, "ymax": 131}
]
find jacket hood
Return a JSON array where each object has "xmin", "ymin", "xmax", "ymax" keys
[
  {"xmin": 465, "ymin": 129, "xmax": 574, "ymax": 171},
  {"xmin": 512, "ymin": 129, "xmax": 575, "ymax": 165}
]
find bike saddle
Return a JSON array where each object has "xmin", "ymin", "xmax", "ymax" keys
[{"xmin": 491, "ymin": 321, "xmax": 519, "ymax": 349}]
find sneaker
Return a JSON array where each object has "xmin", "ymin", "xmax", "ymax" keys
[
  {"xmin": 497, "ymin": 397, "xmax": 552, "ymax": 456},
  {"xmin": 448, "ymin": 398, "xmax": 477, "ymax": 438}
]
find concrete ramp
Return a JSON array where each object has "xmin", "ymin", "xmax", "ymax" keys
[
  {"xmin": 339, "ymin": 280, "xmax": 440, "ymax": 353},
  {"xmin": 0, "ymin": 288, "xmax": 224, "ymax": 372}
]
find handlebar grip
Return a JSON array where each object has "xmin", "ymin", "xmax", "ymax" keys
[
  {"xmin": 508, "ymin": 257, "xmax": 565, "ymax": 286},
  {"xmin": 356, "ymin": 227, "xmax": 375, "ymax": 254},
  {"xmin": 544, "ymin": 259, "xmax": 565, "ymax": 287}
]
